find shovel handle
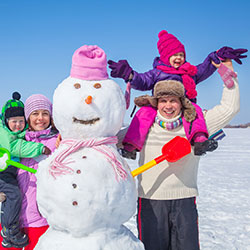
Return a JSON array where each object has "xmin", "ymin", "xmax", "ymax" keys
[
  {"xmin": 131, "ymin": 154, "xmax": 167, "ymax": 177},
  {"xmin": 6, "ymin": 160, "xmax": 37, "ymax": 174},
  {"xmin": 131, "ymin": 159, "xmax": 157, "ymax": 177}
]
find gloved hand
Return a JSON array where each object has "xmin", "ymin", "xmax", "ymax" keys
[
  {"xmin": 0, "ymin": 192, "xmax": 6, "ymax": 202},
  {"xmin": 119, "ymin": 148, "xmax": 137, "ymax": 160},
  {"xmin": 194, "ymin": 139, "xmax": 218, "ymax": 156},
  {"xmin": 208, "ymin": 51, "xmax": 220, "ymax": 64},
  {"xmin": 217, "ymin": 46, "xmax": 248, "ymax": 65},
  {"xmin": 0, "ymin": 153, "xmax": 8, "ymax": 171},
  {"xmin": 42, "ymin": 146, "xmax": 51, "ymax": 155},
  {"xmin": 108, "ymin": 60, "xmax": 133, "ymax": 82}
]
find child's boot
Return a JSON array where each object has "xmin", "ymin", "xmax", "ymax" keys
[
  {"xmin": 120, "ymin": 148, "xmax": 137, "ymax": 160},
  {"xmin": 1, "ymin": 223, "xmax": 29, "ymax": 248},
  {"xmin": 119, "ymin": 143, "xmax": 137, "ymax": 160}
]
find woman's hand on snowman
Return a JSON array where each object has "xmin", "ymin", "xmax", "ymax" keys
[
  {"xmin": 42, "ymin": 146, "xmax": 51, "ymax": 155},
  {"xmin": 108, "ymin": 60, "xmax": 133, "ymax": 82},
  {"xmin": 55, "ymin": 134, "xmax": 62, "ymax": 149}
]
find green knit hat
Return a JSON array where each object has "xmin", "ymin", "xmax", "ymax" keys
[{"xmin": 1, "ymin": 92, "xmax": 25, "ymax": 127}]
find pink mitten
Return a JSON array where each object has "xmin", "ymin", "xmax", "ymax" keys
[
  {"xmin": 218, "ymin": 63, "xmax": 237, "ymax": 88},
  {"xmin": 125, "ymin": 82, "xmax": 131, "ymax": 109}
]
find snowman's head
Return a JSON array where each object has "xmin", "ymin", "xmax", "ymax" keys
[{"xmin": 53, "ymin": 45, "xmax": 126, "ymax": 139}]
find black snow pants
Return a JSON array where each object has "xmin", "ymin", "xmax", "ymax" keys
[
  {"xmin": 0, "ymin": 166, "xmax": 22, "ymax": 229},
  {"xmin": 137, "ymin": 197, "xmax": 200, "ymax": 250}
]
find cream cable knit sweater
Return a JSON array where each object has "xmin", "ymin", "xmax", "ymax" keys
[{"xmin": 138, "ymin": 78, "xmax": 240, "ymax": 200}]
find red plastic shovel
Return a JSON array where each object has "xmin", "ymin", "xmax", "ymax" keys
[{"xmin": 131, "ymin": 136, "xmax": 191, "ymax": 177}]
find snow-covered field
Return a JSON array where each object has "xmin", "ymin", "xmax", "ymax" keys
[
  {"xmin": 198, "ymin": 128, "xmax": 250, "ymax": 250},
  {"xmin": 126, "ymin": 128, "xmax": 250, "ymax": 250}
]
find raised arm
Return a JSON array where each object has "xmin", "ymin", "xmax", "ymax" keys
[
  {"xmin": 195, "ymin": 47, "xmax": 247, "ymax": 85},
  {"xmin": 194, "ymin": 52, "xmax": 218, "ymax": 84},
  {"xmin": 108, "ymin": 59, "xmax": 158, "ymax": 91},
  {"xmin": 204, "ymin": 60, "xmax": 240, "ymax": 136}
]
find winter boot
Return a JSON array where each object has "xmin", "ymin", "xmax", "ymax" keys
[
  {"xmin": 119, "ymin": 148, "xmax": 137, "ymax": 160},
  {"xmin": 194, "ymin": 139, "xmax": 218, "ymax": 156},
  {"xmin": 1, "ymin": 223, "xmax": 29, "ymax": 248}
]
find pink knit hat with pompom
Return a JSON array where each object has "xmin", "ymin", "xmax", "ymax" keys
[
  {"xmin": 70, "ymin": 45, "xmax": 108, "ymax": 80},
  {"xmin": 157, "ymin": 30, "xmax": 186, "ymax": 66}
]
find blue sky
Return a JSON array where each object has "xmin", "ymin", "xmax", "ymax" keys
[{"xmin": 0, "ymin": 0, "xmax": 249, "ymax": 125}]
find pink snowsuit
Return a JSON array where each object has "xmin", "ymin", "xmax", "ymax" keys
[
  {"xmin": 17, "ymin": 128, "xmax": 58, "ymax": 228},
  {"xmin": 123, "ymin": 104, "xmax": 208, "ymax": 152}
]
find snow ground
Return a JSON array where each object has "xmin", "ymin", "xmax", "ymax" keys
[
  {"xmin": 198, "ymin": 128, "xmax": 250, "ymax": 250},
  {"xmin": 126, "ymin": 128, "xmax": 250, "ymax": 250}
]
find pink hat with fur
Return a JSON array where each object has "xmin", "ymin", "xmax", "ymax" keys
[
  {"xmin": 70, "ymin": 45, "xmax": 108, "ymax": 80},
  {"xmin": 157, "ymin": 30, "xmax": 186, "ymax": 66}
]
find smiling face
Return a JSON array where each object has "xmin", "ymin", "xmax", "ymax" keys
[
  {"xmin": 53, "ymin": 77, "xmax": 126, "ymax": 139},
  {"xmin": 169, "ymin": 52, "xmax": 185, "ymax": 68},
  {"xmin": 7, "ymin": 116, "xmax": 25, "ymax": 132},
  {"xmin": 28, "ymin": 110, "xmax": 51, "ymax": 131},
  {"xmin": 157, "ymin": 96, "xmax": 182, "ymax": 119}
]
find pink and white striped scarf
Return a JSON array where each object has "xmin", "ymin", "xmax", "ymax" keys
[{"xmin": 49, "ymin": 136, "xmax": 128, "ymax": 181}]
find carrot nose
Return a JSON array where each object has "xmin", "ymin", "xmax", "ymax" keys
[{"xmin": 85, "ymin": 96, "xmax": 92, "ymax": 104}]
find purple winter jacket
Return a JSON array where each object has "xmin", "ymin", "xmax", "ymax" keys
[
  {"xmin": 123, "ymin": 53, "xmax": 217, "ymax": 151},
  {"xmin": 17, "ymin": 127, "xmax": 58, "ymax": 228},
  {"xmin": 130, "ymin": 53, "xmax": 218, "ymax": 96}
]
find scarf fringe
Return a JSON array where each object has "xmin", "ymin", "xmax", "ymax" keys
[
  {"xmin": 49, "ymin": 137, "xmax": 128, "ymax": 181},
  {"xmin": 156, "ymin": 62, "xmax": 198, "ymax": 99}
]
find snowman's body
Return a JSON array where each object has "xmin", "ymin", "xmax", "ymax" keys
[{"xmin": 35, "ymin": 72, "xmax": 144, "ymax": 249}]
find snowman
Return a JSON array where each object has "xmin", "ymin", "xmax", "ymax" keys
[{"xmin": 34, "ymin": 45, "xmax": 145, "ymax": 250}]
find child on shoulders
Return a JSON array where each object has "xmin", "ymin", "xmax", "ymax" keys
[{"xmin": 108, "ymin": 30, "xmax": 247, "ymax": 158}]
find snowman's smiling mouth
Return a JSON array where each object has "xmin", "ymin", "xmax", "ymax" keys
[{"xmin": 73, "ymin": 117, "xmax": 100, "ymax": 125}]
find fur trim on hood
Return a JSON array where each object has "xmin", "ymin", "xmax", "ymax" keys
[{"xmin": 134, "ymin": 80, "xmax": 196, "ymax": 122}]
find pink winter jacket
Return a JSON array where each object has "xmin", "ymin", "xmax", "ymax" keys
[
  {"xmin": 123, "ymin": 105, "xmax": 208, "ymax": 151},
  {"xmin": 17, "ymin": 127, "xmax": 58, "ymax": 228}
]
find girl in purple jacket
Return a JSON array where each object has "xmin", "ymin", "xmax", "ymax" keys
[
  {"xmin": 108, "ymin": 30, "xmax": 247, "ymax": 158},
  {"xmin": 16, "ymin": 94, "xmax": 58, "ymax": 250}
]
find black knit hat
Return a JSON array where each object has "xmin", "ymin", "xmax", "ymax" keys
[{"xmin": 1, "ymin": 92, "xmax": 25, "ymax": 127}]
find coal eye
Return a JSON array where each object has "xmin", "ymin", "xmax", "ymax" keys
[
  {"xmin": 94, "ymin": 83, "xmax": 101, "ymax": 89},
  {"xmin": 74, "ymin": 83, "xmax": 81, "ymax": 89}
]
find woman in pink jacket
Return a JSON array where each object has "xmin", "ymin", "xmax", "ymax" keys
[{"xmin": 3, "ymin": 94, "xmax": 58, "ymax": 250}]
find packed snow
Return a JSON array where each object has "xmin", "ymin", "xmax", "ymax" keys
[{"xmin": 34, "ymin": 57, "xmax": 144, "ymax": 249}]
